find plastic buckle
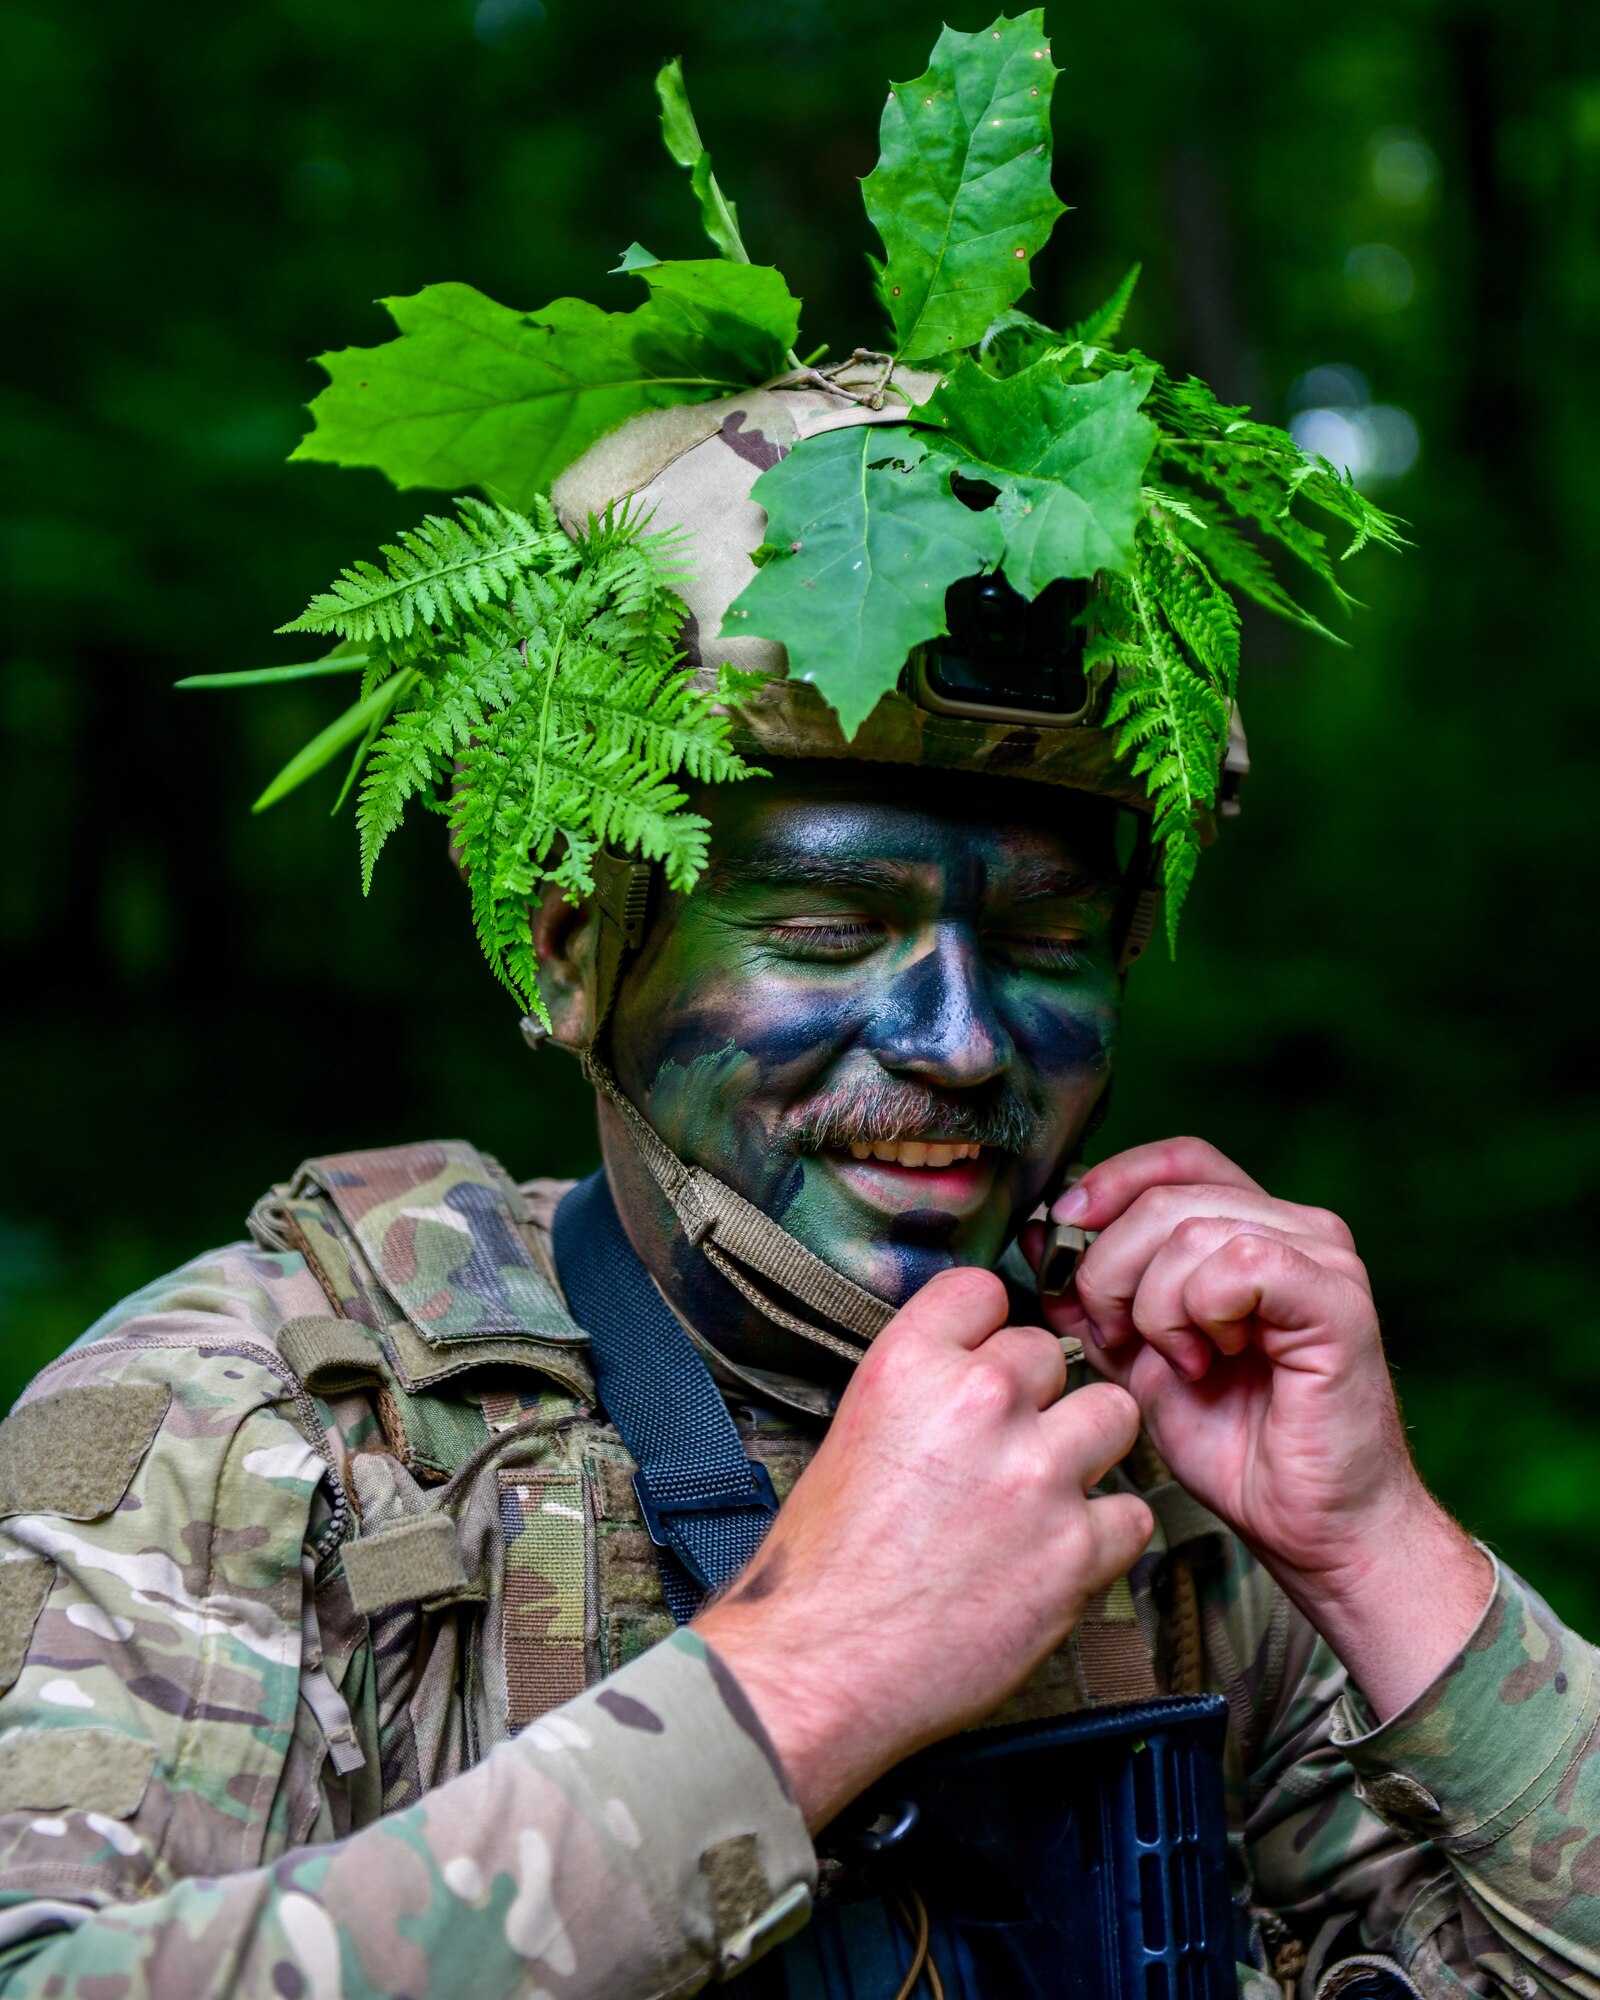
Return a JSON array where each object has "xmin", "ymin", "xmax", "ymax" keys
[{"xmin": 633, "ymin": 1460, "xmax": 779, "ymax": 1549}]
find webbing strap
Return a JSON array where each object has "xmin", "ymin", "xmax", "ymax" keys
[
  {"xmin": 552, "ymin": 1171, "xmax": 779, "ymax": 1622},
  {"xmin": 581, "ymin": 1050, "xmax": 895, "ymax": 1362}
]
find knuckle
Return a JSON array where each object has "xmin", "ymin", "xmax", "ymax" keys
[
  {"xmin": 1338, "ymin": 1248, "xmax": 1372, "ymax": 1290},
  {"xmin": 858, "ymin": 1336, "xmax": 918, "ymax": 1402},
  {"xmin": 1172, "ymin": 1214, "xmax": 1216, "ymax": 1257},
  {"xmin": 1127, "ymin": 1185, "xmax": 1175, "ymax": 1224},
  {"xmin": 1074, "ymin": 1260, "xmax": 1111, "ymax": 1314},
  {"xmin": 1079, "ymin": 1380, "xmax": 1139, "ymax": 1443},
  {"xmin": 1167, "ymin": 1136, "xmax": 1221, "ymax": 1176},
  {"xmin": 1012, "ymin": 1443, "xmax": 1058, "ymax": 1508},
  {"xmin": 1100, "ymin": 1493, "xmax": 1156, "ymax": 1557},
  {"xmin": 1298, "ymin": 1204, "xmax": 1356, "ymax": 1249},
  {"xmin": 1223, "ymin": 1230, "xmax": 1279, "ymax": 1274},
  {"xmin": 957, "ymin": 1356, "xmax": 1016, "ymax": 1421},
  {"xmin": 1016, "ymin": 1324, "xmax": 1062, "ymax": 1368}
]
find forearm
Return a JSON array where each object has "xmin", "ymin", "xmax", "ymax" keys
[
  {"xmin": 1327, "ymin": 1557, "xmax": 1600, "ymax": 1994},
  {"xmin": 0, "ymin": 1634, "xmax": 814, "ymax": 2000},
  {"xmin": 1261, "ymin": 1482, "xmax": 1495, "ymax": 1720}
]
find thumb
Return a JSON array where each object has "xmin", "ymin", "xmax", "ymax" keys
[
  {"xmin": 886, "ymin": 1265, "xmax": 1011, "ymax": 1353},
  {"xmin": 1085, "ymin": 1492, "xmax": 1156, "ymax": 1586}
]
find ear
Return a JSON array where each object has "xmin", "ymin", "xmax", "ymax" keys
[{"xmin": 528, "ymin": 881, "xmax": 600, "ymax": 1050}]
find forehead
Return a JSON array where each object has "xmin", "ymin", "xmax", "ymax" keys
[{"xmin": 696, "ymin": 765, "xmax": 1120, "ymax": 893}]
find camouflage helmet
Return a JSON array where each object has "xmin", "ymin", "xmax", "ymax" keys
[{"xmin": 552, "ymin": 353, "xmax": 1248, "ymax": 831}]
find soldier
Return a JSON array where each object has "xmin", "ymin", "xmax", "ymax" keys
[
  {"xmin": 3, "ymin": 28, "xmax": 1596, "ymax": 2000},
  {"xmin": 0, "ymin": 367, "xmax": 1596, "ymax": 1999}
]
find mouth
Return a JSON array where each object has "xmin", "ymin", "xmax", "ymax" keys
[
  {"xmin": 843, "ymin": 1138, "xmax": 983, "ymax": 1169},
  {"xmin": 820, "ymin": 1137, "xmax": 998, "ymax": 1218}
]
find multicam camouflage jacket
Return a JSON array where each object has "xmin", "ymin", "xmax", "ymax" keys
[{"xmin": 0, "ymin": 1137, "xmax": 1595, "ymax": 2000}]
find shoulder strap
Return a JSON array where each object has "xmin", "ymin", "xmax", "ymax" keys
[{"xmin": 552, "ymin": 1170, "xmax": 778, "ymax": 1622}]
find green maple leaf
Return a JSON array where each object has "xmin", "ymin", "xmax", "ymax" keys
[
  {"xmin": 920, "ymin": 358, "xmax": 1157, "ymax": 594},
  {"xmin": 726, "ymin": 426, "xmax": 1003, "ymax": 738},
  {"xmin": 291, "ymin": 269, "xmax": 797, "ymax": 507},
  {"xmin": 625, "ymin": 256, "xmax": 801, "ymax": 383},
  {"xmin": 862, "ymin": 10, "xmax": 1066, "ymax": 365}
]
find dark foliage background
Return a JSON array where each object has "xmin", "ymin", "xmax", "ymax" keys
[{"xmin": 4, "ymin": 0, "xmax": 1597, "ymax": 1623}]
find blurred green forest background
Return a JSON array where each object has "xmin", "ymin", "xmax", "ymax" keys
[{"xmin": 3, "ymin": 0, "xmax": 1598, "ymax": 1623}]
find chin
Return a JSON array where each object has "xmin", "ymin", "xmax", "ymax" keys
[{"xmin": 833, "ymin": 1226, "xmax": 998, "ymax": 1308}]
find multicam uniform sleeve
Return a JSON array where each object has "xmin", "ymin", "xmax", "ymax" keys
[
  {"xmin": 0, "ymin": 1330, "xmax": 813, "ymax": 1999},
  {"xmin": 1239, "ymin": 1546, "xmax": 1600, "ymax": 1996}
]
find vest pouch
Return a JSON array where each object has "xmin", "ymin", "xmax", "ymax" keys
[{"xmin": 737, "ymin": 1695, "xmax": 1235, "ymax": 2000}]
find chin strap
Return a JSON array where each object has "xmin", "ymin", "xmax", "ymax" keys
[
  {"xmin": 580, "ymin": 1045, "xmax": 894, "ymax": 1363},
  {"xmin": 527, "ymin": 847, "xmax": 895, "ymax": 1364},
  {"xmin": 526, "ymin": 821, "xmax": 1156, "ymax": 1364}
]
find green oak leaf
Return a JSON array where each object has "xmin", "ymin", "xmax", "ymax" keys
[
  {"xmin": 628, "ymin": 257, "xmax": 802, "ymax": 383},
  {"xmin": 863, "ymin": 11, "xmax": 1066, "ymax": 365},
  {"xmin": 919, "ymin": 358, "xmax": 1157, "ymax": 594},
  {"xmin": 291, "ymin": 282, "xmax": 764, "ymax": 506},
  {"xmin": 655, "ymin": 57, "xmax": 751, "ymax": 265},
  {"xmin": 727, "ymin": 425, "xmax": 1004, "ymax": 738}
]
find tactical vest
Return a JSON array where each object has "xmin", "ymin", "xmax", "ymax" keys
[{"xmin": 250, "ymin": 1138, "xmax": 1199, "ymax": 1822}]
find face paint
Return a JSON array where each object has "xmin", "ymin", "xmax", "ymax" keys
[{"xmin": 603, "ymin": 765, "xmax": 1123, "ymax": 1362}]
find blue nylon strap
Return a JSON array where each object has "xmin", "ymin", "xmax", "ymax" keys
[{"xmin": 553, "ymin": 1169, "xmax": 779, "ymax": 1623}]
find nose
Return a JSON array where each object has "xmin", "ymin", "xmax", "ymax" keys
[{"xmin": 865, "ymin": 925, "xmax": 1013, "ymax": 1089}]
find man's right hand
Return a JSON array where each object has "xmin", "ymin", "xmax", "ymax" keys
[{"xmin": 692, "ymin": 1266, "xmax": 1153, "ymax": 1831}]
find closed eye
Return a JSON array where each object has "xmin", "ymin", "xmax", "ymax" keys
[
  {"xmin": 752, "ymin": 919, "xmax": 887, "ymax": 963},
  {"xmin": 985, "ymin": 932, "xmax": 1090, "ymax": 973}
]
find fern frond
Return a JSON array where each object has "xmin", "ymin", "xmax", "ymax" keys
[
  {"xmin": 1071, "ymin": 264, "xmax": 1141, "ymax": 347},
  {"xmin": 280, "ymin": 497, "xmax": 573, "ymax": 649},
  {"xmin": 261, "ymin": 489, "xmax": 755, "ymax": 1018},
  {"xmin": 354, "ymin": 639, "xmax": 518, "ymax": 889},
  {"xmin": 1146, "ymin": 482, "xmax": 1339, "ymax": 639},
  {"xmin": 1093, "ymin": 538, "xmax": 1231, "ymax": 949},
  {"xmin": 1140, "ymin": 525, "xmax": 1241, "ymax": 697}
]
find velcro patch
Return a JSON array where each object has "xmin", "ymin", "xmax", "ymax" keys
[
  {"xmin": 0, "ymin": 1385, "xmax": 171, "ymax": 1521},
  {"xmin": 0, "ymin": 1728, "xmax": 158, "ymax": 1817},
  {"xmin": 0, "ymin": 1557, "xmax": 54, "ymax": 1694},
  {"xmin": 278, "ymin": 1315, "xmax": 382, "ymax": 1394},
  {"xmin": 342, "ymin": 1513, "xmax": 473, "ymax": 1616},
  {"xmin": 499, "ymin": 1468, "xmax": 587, "ymax": 1726}
]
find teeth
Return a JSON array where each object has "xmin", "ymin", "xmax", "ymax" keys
[{"xmin": 845, "ymin": 1139, "xmax": 982, "ymax": 1167}]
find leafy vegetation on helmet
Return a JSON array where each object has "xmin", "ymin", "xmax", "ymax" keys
[
  {"xmin": 290, "ymin": 263, "xmax": 802, "ymax": 509},
  {"xmin": 197, "ymin": 502, "xmax": 756, "ymax": 1020},
  {"xmin": 741, "ymin": 330, "xmax": 1401, "ymax": 942},
  {"xmin": 862, "ymin": 15, "xmax": 1066, "ymax": 364},
  {"xmin": 199, "ymin": 7, "xmax": 1405, "ymax": 977},
  {"xmin": 726, "ymin": 428, "xmax": 1007, "ymax": 738},
  {"xmin": 654, "ymin": 56, "xmax": 762, "ymax": 277}
]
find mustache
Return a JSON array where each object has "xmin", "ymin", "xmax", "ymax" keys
[{"xmin": 785, "ymin": 1075, "xmax": 1041, "ymax": 1155}]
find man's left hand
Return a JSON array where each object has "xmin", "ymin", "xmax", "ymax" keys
[{"xmin": 1024, "ymin": 1137, "xmax": 1493, "ymax": 1717}]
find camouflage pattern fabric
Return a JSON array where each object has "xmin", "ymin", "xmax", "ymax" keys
[
  {"xmin": 0, "ymin": 1138, "xmax": 1594, "ymax": 1998},
  {"xmin": 549, "ymin": 359, "xmax": 1197, "ymax": 827}
]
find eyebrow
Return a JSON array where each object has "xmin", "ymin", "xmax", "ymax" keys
[
  {"xmin": 994, "ymin": 859, "xmax": 1118, "ymax": 904},
  {"xmin": 704, "ymin": 852, "xmax": 912, "ymax": 895},
  {"xmin": 704, "ymin": 851, "xmax": 1115, "ymax": 902}
]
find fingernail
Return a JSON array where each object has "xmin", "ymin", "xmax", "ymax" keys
[
  {"xmin": 1085, "ymin": 1318, "xmax": 1105, "ymax": 1348},
  {"xmin": 1056, "ymin": 1184, "xmax": 1091, "ymax": 1223}
]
